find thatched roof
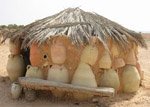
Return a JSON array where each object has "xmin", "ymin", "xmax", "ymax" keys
[{"xmin": 3, "ymin": 8, "xmax": 147, "ymax": 49}]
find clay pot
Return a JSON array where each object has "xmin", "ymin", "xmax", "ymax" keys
[
  {"xmin": 25, "ymin": 65, "xmax": 44, "ymax": 79},
  {"xmin": 100, "ymin": 69, "xmax": 120, "ymax": 90},
  {"xmin": 72, "ymin": 62, "xmax": 97, "ymax": 87},
  {"xmin": 11, "ymin": 82, "xmax": 22, "ymax": 99},
  {"xmin": 122, "ymin": 65, "xmax": 140, "ymax": 93},
  {"xmin": 30, "ymin": 43, "xmax": 51, "ymax": 67},
  {"xmin": 113, "ymin": 58, "xmax": 125, "ymax": 69},
  {"xmin": 124, "ymin": 49, "xmax": 136, "ymax": 65},
  {"xmin": 71, "ymin": 62, "xmax": 97, "ymax": 101},
  {"xmin": 51, "ymin": 40, "xmax": 66, "ymax": 64},
  {"xmin": 80, "ymin": 45, "xmax": 98, "ymax": 66},
  {"xmin": 99, "ymin": 50, "xmax": 112, "ymax": 69},
  {"xmin": 30, "ymin": 44, "xmax": 41, "ymax": 66},
  {"xmin": 47, "ymin": 65, "xmax": 69, "ymax": 82},
  {"xmin": 111, "ymin": 42, "xmax": 120, "ymax": 57},
  {"xmin": 9, "ymin": 40, "xmax": 21, "ymax": 55},
  {"xmin": 6, "ymin": 54, "xmax": 25, "ymax": 82},
  {"xmin": 47, "ymin": 65, "xmax": 69, "ymax": 98}
]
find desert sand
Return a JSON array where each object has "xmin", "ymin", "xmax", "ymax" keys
[{"xmin": 0, "ymin": 40, "xmax": 150, "ymax": 107}]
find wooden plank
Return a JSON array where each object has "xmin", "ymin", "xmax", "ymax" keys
[{"xmin": 18, "ymin": 77, "xmax": 115, "ymax": 97}]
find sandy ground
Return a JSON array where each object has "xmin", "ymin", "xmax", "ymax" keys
[{"xmin": 0, "ymin": 40, "xmax": 150, "ymax": 107}]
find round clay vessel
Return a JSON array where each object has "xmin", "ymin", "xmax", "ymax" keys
[
  {"xmin": 11, "ymin": 82, "xmax": 22, "ymax": 99},
  {"xmin": 25, "ymin": 65, "xmax": 44, "ymax": 79},
  {"xmin": 7, "ymin": 54, "xmax": 25, "ymax": 82}
]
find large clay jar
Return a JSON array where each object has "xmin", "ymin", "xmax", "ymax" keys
[
  {"xmin": 9, "ymin": 40, "xmax": 21, "ymax": 55},
  {"xmin": 122, "ymin": 65, "xmax": 140, "ymax": 93},
  {"xmin": 11, "ymin": 82, "xmax": 22, "ymax": 99},
  {"xmin": 30, "ymin": 44, "xmax": 42, "ymax": 66},
  {"xmin": 100, "ymin": 69, "xmax": 120, "ymax": 90},
  {"xmin": 99, "ymin": 50, "xmax": 112, "ymax": 69},
  {"xmin": 25, "ymin": 65, "xmax": 44, "ymax": 79},
  {"xmin": 71, "ymin": 62, "xmax": 97, "ymax": 101},
  {"xmin": 30, "ymin": 43, "xmax": 51, "ymax": 67},
  {"xmin": 80, "ymin": 45, "xmax": 98, "ymax": 66},
  {"xmin": 47, "ymin": 65, "xmax": 69, "ymax": 98},
  {"xmin": 51, "ymin": 40, "xmax": 66, "ymax": 64},
  {"xmin": 6, "ymin": 54, "xmax": 25, "ymax": 82}
]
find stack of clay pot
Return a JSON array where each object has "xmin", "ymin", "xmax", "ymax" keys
[
  {"xmin": 98, "ymin": 44, "xmax": 120, "ymax": 91},
  {"xmin": 28, "ymin": 36, "xmax": 142, "ymax": 100},
  {"xmin": 29, "ymin": 38, "xmax": 69, "ymax": 98},
  {"xmin": 47, "ymin": 39, "xmax": 69, "ymax": 98},
  {"xmin": 7, "ymin": 40, "xmax": 25, "ymax": 82},
  {"xmin": 7, "ymin": 40, "xmax": 26, "ymax": 99},
  {"xmin": 71, "ymin": 37, "xmax": 98, "ymax": 101},
  {"xmin": 99, "ymin": 40, "xmax": 140, "ymax": 94},
  {"xmin": 110, "ymin": 41, "xmax": 141, "ymax": 93},
  {"xmin": 121, "ymin": 43, "xmax": 141, "ymax": 93}
]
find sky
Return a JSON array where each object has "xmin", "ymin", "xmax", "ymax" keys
[{"xmin": 0, "ymin": 0, "xmax": 150, "ymax": 32}]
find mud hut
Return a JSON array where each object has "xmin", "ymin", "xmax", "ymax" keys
[{"xmin": 3, "ymin": 8, "xmax": 147, "ymax": 100}]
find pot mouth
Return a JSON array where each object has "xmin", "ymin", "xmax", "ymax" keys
[
  {"xmin": 12, "ymin": 82, "xmax": 20, "ymax": 85},
  {"xmin": 43, "ymin": 54, "xmax": 48, "ymax": 59}
]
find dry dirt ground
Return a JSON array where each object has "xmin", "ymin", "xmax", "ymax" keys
[{"xmin": 0, "ymin": 40, "xmax": 150, "ymax": 107}]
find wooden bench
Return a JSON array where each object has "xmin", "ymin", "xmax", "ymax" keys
[{"xmin": 19, "ymin": 77, "xmax": 115, "ymax": 97}]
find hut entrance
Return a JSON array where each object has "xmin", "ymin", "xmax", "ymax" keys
[{"xmin": 21, "ymin": 48, "xmax": 31, "ymax": 72}]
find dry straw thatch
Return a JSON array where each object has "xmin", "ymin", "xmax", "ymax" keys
[{"xmin": 2, "ymin": 8, "xmax": 147, "ymax": 50}]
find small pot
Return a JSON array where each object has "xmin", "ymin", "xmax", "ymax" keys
[
  {"xmin": 11, "ymin": 82, "xmax": 22, "ymax": 99},
  {"xmin": 25, "ymin": 65, "xmax": 44, "ymax": 79}
]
